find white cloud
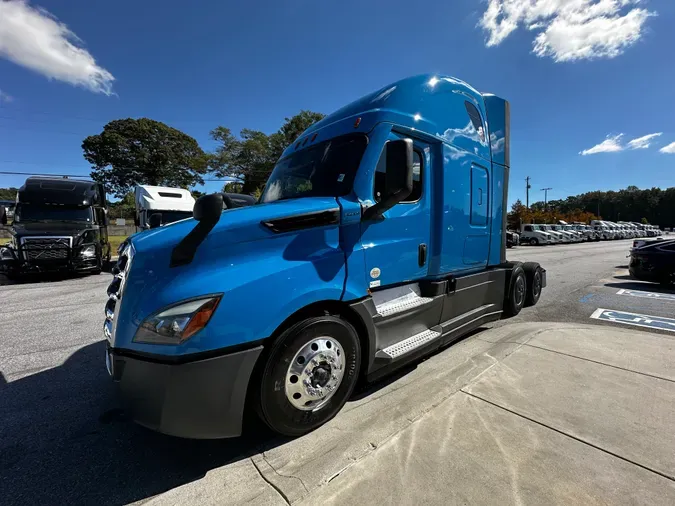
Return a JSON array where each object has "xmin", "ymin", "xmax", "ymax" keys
[
  {"xmin": 0, "ymin": 89, "xmax": 13, "ymax": 103},
  {"xmin": 480, "ymin": 0, "xmax": 656, "ymax": 62},
  {"xmin": 626, "ymin": 132, "xmax": 662, "ymax": 149},
  {"xmin": 660, "ymin": 142, "xmax": 675, "ymax": 154},
  {"xmin": 579, "ymin": 134, "xmax": 624, "ymax": 155},
  {"xmin": 0, "ymin": 1, "xmax": 114, "ymax": 95}
]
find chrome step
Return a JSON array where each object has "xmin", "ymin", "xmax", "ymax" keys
[
  {"xmin": 373, "ymin": 283, "xmax": 434, "ymax": 317},
  {"xmin": 378, "ymin": 328, "xmax": 442, "ymax": 360}
]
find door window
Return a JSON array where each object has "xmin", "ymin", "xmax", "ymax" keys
[
  {"xmin": 374, "ymin": 147, "xmax": 422, "ymax": 203},
  {"xmin": 525, "ymin": 225, "xmax": 533, "ymax": 232}
]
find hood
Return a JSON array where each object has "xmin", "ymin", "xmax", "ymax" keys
[
  {"xmin": 11, "ymin": 221, "xmax": 96, "ymax": 238},
  {"xmin": 130, "ymin": 196, "xmax": 340, "ymax": 257}
]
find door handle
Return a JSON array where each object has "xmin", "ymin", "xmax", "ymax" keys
[
  {"xmin": 478, "ymin": 188, "xmax": 483, "ymax": 205},
  {"xmin": 418, "ymin": 243, "xmax": 427, "ymax": 267}
]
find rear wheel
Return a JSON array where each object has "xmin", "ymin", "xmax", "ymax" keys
[
  {"xmin": 523, "ymin": 262, "xmax": 543, "ymax": 306},
  {"xmin": 255, "ymin": 316, "xmax": 361, "ymax": 437},
  {"xmin": 504, "ymin": 266, "xmax": 527, "ymax": 317}
]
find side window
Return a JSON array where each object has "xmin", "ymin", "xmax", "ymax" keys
[
  {"xmin": 525, "ymin": 225, "xmax": 532, "ymax": 232},
  {"xmin": 464, "ymin": 101, "xmax": 485, "ymax": 143},
  {"xmin": 374, "ymin": 145, "xmax": 423, "ymax": 203}
]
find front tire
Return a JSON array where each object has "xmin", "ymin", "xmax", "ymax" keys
[
  {"xmin": 531, "ymin": 237, "xmax": 540, "ymax": 246},
  {"xmin": 256, "ymin": 316, "xmax": 361, "ymax": 437}
]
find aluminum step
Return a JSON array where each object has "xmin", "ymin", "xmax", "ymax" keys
[
  {"xmin": 373, "ymin": 283, "xmax": 434, "ymax": 318},
  {"xmin": 378, "ymin": 328, "xmax": 442, "ymax": 360}
]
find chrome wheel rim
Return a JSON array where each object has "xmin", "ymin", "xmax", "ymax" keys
[
  {"xmin": 515, "ymin": 276, "xmax": 526, "ymax": 306},
  {"xmin": 285, "ymin": 337, "xmax": 345, "ymax": 412}
]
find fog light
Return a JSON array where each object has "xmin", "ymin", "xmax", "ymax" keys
[{"xmin": 81, "ymin": 245, "xmax": 96, "ymax": 258}]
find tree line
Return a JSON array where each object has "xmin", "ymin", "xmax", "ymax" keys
[
  {"xmin": 508, "ymin": 185, "xmax": 674, "ymax": 229},
  {"xmin": 81, "ymin": 111, "xmax": 325, "ymax": 199}
]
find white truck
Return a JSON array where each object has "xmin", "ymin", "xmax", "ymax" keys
[
  {"xmin": 549, "ymin": 224, "xmax": 579, "ymax": 243},
  {"xmin": 591, "ymin": 220, "xmax": 614, "ymax": 240},
  {"xmin": 134, "ymin": 185, "xmax": 196, "ymax": 231},
  {"xmin": 520, "ymin": 224, "xmax": 554, "ymax": 246}
]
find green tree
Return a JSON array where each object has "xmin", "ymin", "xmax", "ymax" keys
[
  {"xmin": 641, "ymin": 217, "xmax": 649, "ymax": 224},
  {"xmin": 107, "ymin": 192, "xmax": 136, "ymax": 220},
  {"xmin": 82, "ymin": 118, "xmax": 208, "ymax": 198},
  {"xmin": 209, "ymin": 110, "xmax": 325, "ymax": 194},
  {"xmin": 0, "ymin": 187, "xmax": 18, "ymax": 200},
  {"xmin": 223, "ymin": 181, "xmax": 243, "ymax": 193}
]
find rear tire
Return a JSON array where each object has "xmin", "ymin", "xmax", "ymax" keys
[
  {"xmin": 503, "ymin": 265, "xmax": 527, "ymax": 317},
  {"xmin": 522, "ymin": 262, "xmax": 542, "ymax": 306},
  {"xmin": 255, "ymin": 316, "xmax": 361, "ymax": 437}
]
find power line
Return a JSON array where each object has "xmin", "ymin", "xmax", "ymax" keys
[{"xmin": 0, "ymin": 170, "xmax": 232, "ymax": 182}]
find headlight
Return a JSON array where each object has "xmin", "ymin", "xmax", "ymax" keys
[
  {"xmin": 80, "ymin": 245, "xmax": 96, "ymax": 258},
  {"xmin": 133, "ymin": 296, "xmax": 221, "ymax": 345},
  {"xmin": 0, "ymin": 246, "xmax": 16, "ymax": 261}
]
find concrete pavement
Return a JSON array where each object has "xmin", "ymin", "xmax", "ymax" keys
[{"xmin": 298, "ymin": 323, "xmax": 675, "ymax": 505}]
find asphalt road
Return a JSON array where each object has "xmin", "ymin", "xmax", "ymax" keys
[
  {"xmin": 0, "ymin": 238, "xmax": 673, "ymax": 505},
  {"xmin": 505, "ymin": 239, "xmax": 675, "ymax": 334}
]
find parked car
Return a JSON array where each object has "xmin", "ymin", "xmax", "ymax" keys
[{"xmin": 629, "ymin": 239, "xmax": 675, "ymax": 285}]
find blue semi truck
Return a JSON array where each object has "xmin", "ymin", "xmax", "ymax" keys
[{"xmin": 104, "ymin": 74, "xmax": 546, "ymax": 439}]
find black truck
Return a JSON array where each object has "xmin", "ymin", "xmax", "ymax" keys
[{"xmin": 0, "ymin": 177, "xmax": 111, "ymax": 277}]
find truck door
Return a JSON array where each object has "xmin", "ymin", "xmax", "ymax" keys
[
  {"xmin": 361, "ymin": 133, "xmax": 431, "ymax": 288},
  {"xmin": 463, "ymin": 163, "xmax": 490, "ymax": 265}
]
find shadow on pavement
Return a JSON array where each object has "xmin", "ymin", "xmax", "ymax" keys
[
  {"xmin": 604, "ymin": 281, "xmax": 675, "ymax": 294},
  {"xmin": 0, "ymin": 341, "xmax": 281, "ymax": 506},
  {"xmin": 1, "ymin": 326, "xmax": 492, "ymax": 505}
]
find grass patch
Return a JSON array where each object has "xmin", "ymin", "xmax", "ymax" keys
[{"xmin": 108, "ymin": 236, "xmax": 127, "ymax": 254}]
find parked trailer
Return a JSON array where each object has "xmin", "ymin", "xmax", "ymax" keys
[{"xmin": 104, "ymin": 74, "xmax": 547, "ymax": 439}]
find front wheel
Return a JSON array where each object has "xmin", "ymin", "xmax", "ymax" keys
[
  {"xmin": 531, "ymin": 237, "xmax": 540, "ymax": 246},
  {"xmin": 255, "ymin": 316, "xmax": 361, "ymax": 437}
]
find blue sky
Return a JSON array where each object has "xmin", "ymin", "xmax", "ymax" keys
[{"xmin": 1, "ymin": 0, "xmax": 674, "ymax": 206}]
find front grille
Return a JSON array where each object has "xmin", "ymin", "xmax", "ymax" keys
[
  {"xmin": 21, "ymin": 236, "xmax": 72, "ymax": 262},
  {"xmin": 105, "ymin": 243, "xmax": 134, "ymax": 345}
]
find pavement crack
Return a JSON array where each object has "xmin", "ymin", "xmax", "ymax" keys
[
  {"xmin": 250, "ymin": 457, "xmax": 291, "ymax": 506},
  {"xmin": 461, "ymin": 390, "xmax": 675, "ymax": 483},
  {"xmin": 261, "ymin": 452, "xmax": 309, "ymax": 494}
]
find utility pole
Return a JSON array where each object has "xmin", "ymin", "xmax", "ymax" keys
[
  {"xmin": 541, "ymin": 187, "xmax": 552, "ymax": 211},
  {"xmin": 525, "ymin": 177, "xmax": 531, "ymax": 209}
]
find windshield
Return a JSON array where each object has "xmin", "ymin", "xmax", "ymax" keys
[
  {"xmin": 261, "ymin": 134, "xmax": 368, "ymax": 203},
  {"xmin": 155, "ymin": 210, "xmax": 193, "ymax": 225},
  {"xmin": 15, "ymin": 204, "xmax": 92, "ymax": 223}
]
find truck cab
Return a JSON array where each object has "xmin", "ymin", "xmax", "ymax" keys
[
  {"xmin": 104, "ymin": 74, "xmax": 546, "ymax": 439},
  {"xmin": 0, "ymin": 177, "xmax": 111, "ymax": 276},
  {"xmin": 134, "ymin": 185, "xmax": 196, "ymax": 231},
  {"xmin": 519, "ymin": 224, "xmax": 553, "ymax": 245}
]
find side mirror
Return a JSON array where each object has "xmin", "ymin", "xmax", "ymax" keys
[
  {"xmin": 194, "ymin": 193, "xmax": 224, "ymax": 224},
  {"xmin": 0, "ymin": 207, "xmax": 6, "ymax": 226},
  {"xmin": 363, "ymin": 139, "xmax": 413, "ymax": 220},
  {"xmin": 149, "ymin": 213, "xmax": 162, "ymax": 229},
  {"xmin": 134, "ymin": 216, "xmax": 140, "ymax": 227}
]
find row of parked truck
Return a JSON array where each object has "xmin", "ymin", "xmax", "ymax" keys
[{"xmin": 518, "ymin": 220, "xmax": 662, "ymax": 246}]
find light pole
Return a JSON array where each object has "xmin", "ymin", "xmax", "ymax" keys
[{"xmin": 541, "ymin": 187, "xmax": 552, "ymax": 211}]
